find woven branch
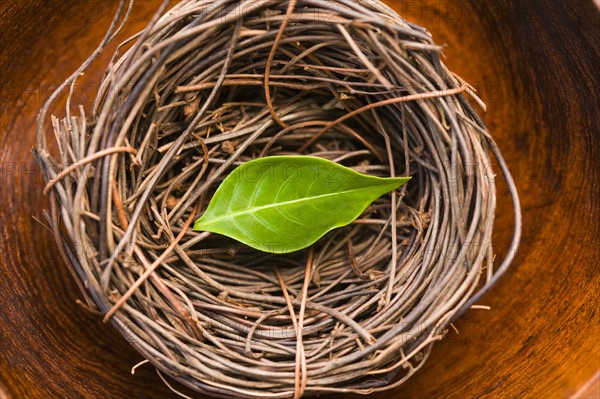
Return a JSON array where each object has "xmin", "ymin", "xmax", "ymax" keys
[{"xmin": 34, "ymin": 0, "xmax": 522, "ymax": 398}]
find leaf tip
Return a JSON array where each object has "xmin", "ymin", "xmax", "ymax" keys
[{"xmin": 390, "ymin": 175, "xmax": 411, "ymax": 189}]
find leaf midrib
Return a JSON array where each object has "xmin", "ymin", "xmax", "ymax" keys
[{"xmin": 199, "ymin": 182, "xmax": 401, "ymax": 227}]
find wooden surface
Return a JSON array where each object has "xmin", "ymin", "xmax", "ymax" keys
[{"xmin": 1, "ymin": 1, "xmax": 599, "ymax": 398}]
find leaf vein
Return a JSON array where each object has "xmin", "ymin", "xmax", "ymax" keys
[{"xmin": 202, "ymin": 185, "xmax": 398, "ymax": 227}]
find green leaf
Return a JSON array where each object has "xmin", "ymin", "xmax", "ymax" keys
[{"xmin": 193, "ymin": 156, "xmax": 410, "ymax": 254}]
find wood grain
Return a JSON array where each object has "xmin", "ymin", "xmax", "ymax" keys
[{"xmin": 1, "ymin": 1, "xmax": 598, "ymax": 398}]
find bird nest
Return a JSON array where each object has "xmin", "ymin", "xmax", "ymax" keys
[{"xmin": 34, "ymin": 0, "xmax": 522, "ymax": 398}]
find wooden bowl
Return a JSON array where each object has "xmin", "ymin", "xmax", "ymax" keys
[{"xmin": 1, "ymin": 1, "xmax": 598, "ymax": 398}]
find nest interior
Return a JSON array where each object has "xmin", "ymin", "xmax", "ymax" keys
[{"xmin": 34, "ymin": 0, "xmax": 520, "ymax": 398}]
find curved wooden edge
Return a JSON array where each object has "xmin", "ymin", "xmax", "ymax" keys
[
  {"xmin": 571, "ymin": 371, "xmax": 600, "ymax": 399},
  {"xmin": 1, "ymin": 0, "xmax": 599, "ymax": 398}
]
